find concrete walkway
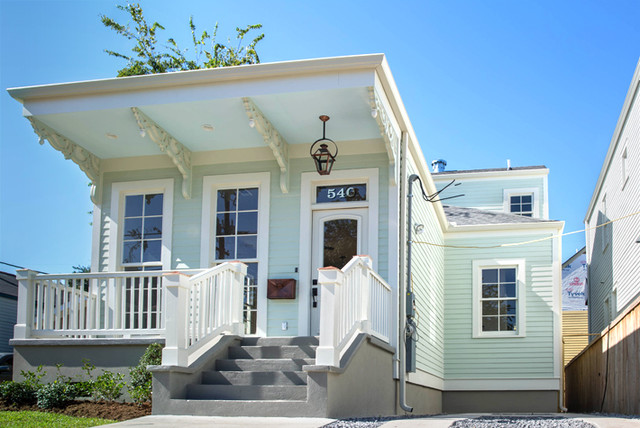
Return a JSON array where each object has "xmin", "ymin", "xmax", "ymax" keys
[{"xmin": 109, "ymin": 413, "xmax": 640, "ymax": 428}]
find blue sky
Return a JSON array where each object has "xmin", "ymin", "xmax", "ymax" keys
[{"xmin": 1, "ymin": 0, "xmax": 639, "ymax": 273}]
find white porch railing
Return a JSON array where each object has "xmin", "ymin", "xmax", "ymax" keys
[
  {"xmin": 14, "ymin": 263, "xmax": 247, "ymax": 367},
  {"xmin": 162, "ymin": 262, "xmax": 246, "ymax": 366},
  {"xmin": 315, "ymin": 255, "xmax": 392, "ymax": 367}
]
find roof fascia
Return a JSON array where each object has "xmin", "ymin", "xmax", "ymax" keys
[
  {"xmin": 373, "ymin": 58, "xmax": 448, "ymax": 230},
  {"xmin": 8, "ymin": 54, "xmax": 386, "ymax": 104},
  {"xmin": 431, "ymin": 168, "xmax": 549, "ymax": 181},
  {"xmin": 446, "ymin": 220, "xmax": 565, "ymax": 235},
  {"xmin": 585, "ymin": 57, "xmax": 640, "ymax": 223}
]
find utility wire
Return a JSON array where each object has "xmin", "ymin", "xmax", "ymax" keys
[
  {"xmin": 411, "ymin": 209, "xmax": 640, "ymax": 249},
  {"xmin": 0, "ymin": 261, "xmax": 47, "ymax": 274}
]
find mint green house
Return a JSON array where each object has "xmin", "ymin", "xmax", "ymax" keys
[{"xmin": 8, "ymin": 55, "xmax": 564, "ymax": 417}]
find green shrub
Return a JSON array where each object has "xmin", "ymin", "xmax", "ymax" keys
[
  {"xmin": 36, "ymin": 381, "xmax": 78, "ymax": 409},
  {"xmin": 93, "ymin": 371, "xmax": 125, "ymax": 402},
  {"xmin": 0, "ymin": 366, "xmax": 45, "ymax": 406},
  {"xmin": 128, "ymin": 343, "xmax": 162, "ymax": 404}
]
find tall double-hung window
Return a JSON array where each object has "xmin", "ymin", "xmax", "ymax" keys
[
  {"xmin": 472, "ymin": 259, "xmax": 526, "ymax": 338},
  {"xmin": 202, "ymin": 173, "xmax": 270, "ymax": 336}
]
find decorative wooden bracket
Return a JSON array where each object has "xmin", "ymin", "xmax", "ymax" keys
[
  {"xmin": 132, "ymin": 107, "xmax": 192, "ymax": 199},
  {"xmin": 368, "ymin": 87, "xmax": 399, "ymax": 185},
  {"xmin": 27, "ymin": 117, "xmax": 102, "ymax": 204},
  {"xmin": 242, "ymin": 97, "xmax": 289, "ymax": 193}
]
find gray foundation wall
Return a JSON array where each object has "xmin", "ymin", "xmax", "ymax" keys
[
  {"xmin": 11, "ymin": 338, "xmax": 163, "ymax": 386},
  {"xmin": 443, "ymin": 390, "xmax": 559, "ymax": 413}
]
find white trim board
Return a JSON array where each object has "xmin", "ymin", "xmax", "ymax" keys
[
  {"xmin": 297, "ymin": 168, "xmax": 379, "ymax": 336},
  {"xmin": 108, "ymin": 178, "xmax": 174, "ymax": 272},
  {"xmin": 200, "ymin": 172, "xmax": 270, "ymax": 336}
]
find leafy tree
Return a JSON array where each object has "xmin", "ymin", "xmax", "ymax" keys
[{"xmin": 101, "ymin": 3, "xmax": 264, "ymax": 77}]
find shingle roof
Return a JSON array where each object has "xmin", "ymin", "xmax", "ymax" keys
[
  {"xmin": 442, "ymin": 205, "xmax": 554, "ymax": 226},
  {"xmin": 432, "ymin": 165, "xmax": 547, "ymax": 175}
]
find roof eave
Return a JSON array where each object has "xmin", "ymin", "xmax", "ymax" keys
[
  {"xmin": 446, "ymin": 220, "xmax": 565, "ymax": 234},
  {"xmin": 584, "ymin": 57, "xmax": 640, "ymax": 223}
]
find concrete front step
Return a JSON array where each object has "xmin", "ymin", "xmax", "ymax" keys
[
  {"xmin": 202, "ymin": 370, "xmax": 308, "ymax": 385},
  {"xmin": 228, "ymin": 345, "xmax": 316, "ymax": 359},
  {"xmin": 186, "ymin": 384, "xmax": 308, "ymax": 400},
  {"xmin": 216, "ymin": 358, "xmax": 315, "ymax": 372},
  {"xmin": 163, "ymin": 398, "xmax": 323, "ymax": 417},
  {"xmin": 240, "ymin": 336, "xmax": 319, "ymax": 346}
]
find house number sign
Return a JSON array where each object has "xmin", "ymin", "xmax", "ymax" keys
[{"xmin": 316, "ymin": 184, "xmax": 366, "ymax": 203}]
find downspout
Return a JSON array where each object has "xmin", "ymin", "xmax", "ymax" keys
[{"xmin": 398, "ymin": 132, "xmax": 413, "ymax": 413}]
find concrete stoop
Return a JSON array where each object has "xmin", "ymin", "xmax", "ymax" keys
[{"xmin": 159, "ymin": 336, "xmax": 326, "ymax": 417}]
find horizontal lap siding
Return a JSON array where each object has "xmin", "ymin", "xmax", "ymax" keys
[
  {"xmin": 444, "ymin": 234, "xmax": 555, "ymax": 379},
  {"xmin": 100, "ymin": 152, "xmax": 389, "ymax": 337},
  {"xmin": 586, "ymin": 84, "xmax": 640, "ymax": 335},
  {"xmin": 435, "ymin": 176, "xmax": 545, "ymax": 218},
  {"xmin": 408, "ymin": 157, "xmax": 445, "ymax": 378}
]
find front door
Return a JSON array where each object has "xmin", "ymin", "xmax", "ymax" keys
[{"xmin": 310, "ymin": 208, "xmax": 368, "ymax": 335}]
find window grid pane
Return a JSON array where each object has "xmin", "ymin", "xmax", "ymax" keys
[
  {"xmin": 481, "ymin": 267, "xmax": 517, "ymax": 332},
  {"xmin": 215, "ymin": 187, "xmax": 260, "ymax": 335},
  {"xmin": 509, "ymin": 194, "xmax": 533, "ymax": 217},
  {"xmin": 122, "ymin": 193, "xmax": 163, "ymax": 265}
]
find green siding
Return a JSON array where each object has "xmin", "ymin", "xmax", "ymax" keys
[
  {"xmin": 100, "ymin": 152, "xmax": 390, "ymax": 337},
  {"xmin": 435, "ymin": 176, "xmax": 546, "ymax": 218},
  {"xmin": 443, "ymin": 233, "xmax": 555, "ymax": 379},
  {"xmin": 407, "ymin": 156, "xmax": 445, "ymax": 378}
]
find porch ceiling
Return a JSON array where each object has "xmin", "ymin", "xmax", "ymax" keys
[{"xmin": 23, "ymin": 87, "xmax": 381, "ymax": 159}]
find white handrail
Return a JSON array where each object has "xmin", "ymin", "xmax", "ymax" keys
[
  {"xmin": 316, "ymin": 256, "xmax": 392, "ymax": 367},
  {"xmin": 162, "ymin": 261, "xmax": 246, "ymax": 366}
]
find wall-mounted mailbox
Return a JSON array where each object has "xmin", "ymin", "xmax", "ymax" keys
[{"xmin": 267, "ymin": 278, "xmax": 296, "ymax": 299}]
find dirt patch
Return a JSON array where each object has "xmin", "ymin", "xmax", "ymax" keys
[{"xmin": 0, "ymin": 400, "xmax": 151, "ymax": 421}]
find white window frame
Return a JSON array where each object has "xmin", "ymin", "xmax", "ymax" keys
[
  {"xmin": 200, "ymin": 172, "xmax": 270, "ymax": 336},
  {"xmin": 472, "ymin": 258, "xmax": 526, "ymax": 338},
  {"xmin": 621, "ymin": 145, "xmax": 629, "ymax": 190},
  {"xmin": 108, "ymin": 179, "xmax": 174, "ymax": 272},
  {"xmin": 503, "ymin": 188, "xmax": 539, "ymax": 218}
]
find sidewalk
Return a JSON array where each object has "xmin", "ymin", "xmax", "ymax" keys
[{"xmin": 109, "ymin": 413, "xmax": 640, "ymax": 428}]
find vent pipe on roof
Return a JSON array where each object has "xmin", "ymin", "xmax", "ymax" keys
[
  {"xmin": 431, "ymin": 159, "xmax": 446, "ymax": 173},
  {"xmin": 507, "ymin": 159, "xmax": 512, "ymax": 170}
]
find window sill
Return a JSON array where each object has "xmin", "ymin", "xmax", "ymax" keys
[{"xmin": 472, "ymin": 331, "xmax": 525, "ymax": 339}]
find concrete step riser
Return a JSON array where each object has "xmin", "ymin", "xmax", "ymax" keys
[
  {"xmin": 240, "ymin": 337, "xmax": 319, "ymax": 347},
  {"xmin": 186, "ymin": 384, "xmax": 307, "ymax": 401},
  {"xmin": 216, "ymin": 358, "xmax": 314, "ymax": 372},
  {"xmin": 202, "ymin": 370, "xmax": 308, "ymax": 386},
  {"xmin": 228, "ymin": 346, "xmax": 316, "ymax": 359}
]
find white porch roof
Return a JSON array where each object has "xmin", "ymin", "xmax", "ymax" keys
[{"xmin": 9, "ymin": 54, "xmax": 411, "ymax": 201}]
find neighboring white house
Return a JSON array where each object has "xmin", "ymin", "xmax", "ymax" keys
[
  {"xmin": 584, "ymin": 57, "xmax": 640, "ymax": 335},
  {"xmin": 7, "ymin": 54, "xmax": 564, "ymax": 417}
]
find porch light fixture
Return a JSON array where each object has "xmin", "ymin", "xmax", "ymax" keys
[{"xmin": 310, "ymin": 115, "xmax": 338, "ymax": 176}]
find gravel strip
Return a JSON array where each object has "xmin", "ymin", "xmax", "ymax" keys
[
  {"xmin": 450, "ymin": 416, "xmax": 597, "ymax": 428},
  {"xmin": 322, "ymin": 415, "xmax": 599, "ymax": 428}
]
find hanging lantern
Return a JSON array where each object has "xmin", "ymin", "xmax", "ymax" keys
[{"xmin": 310, "ymin": 115, "xmax": 338, "ymax": 175}]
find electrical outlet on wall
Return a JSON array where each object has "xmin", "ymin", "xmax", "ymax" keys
[{"xmin": 281, "ymin": 321, "xmax": 288, "ymax": 331}]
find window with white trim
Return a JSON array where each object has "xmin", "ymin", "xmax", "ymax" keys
[
  {"xmin": 509, "ymin": 194, "xmax": 533, "ymax": 217},
  {"xmin": 215, "ymin": 187, "xmax": 259, "ymax": 334},
  {"xmin": 473, "ymin": 259, "xmax": 526, "ymax": 338},
  {"xmin": 122, "ymin": 193, "xmax": 164, "ymax": 268}
]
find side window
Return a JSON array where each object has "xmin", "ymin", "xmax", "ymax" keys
[
  {"xmin": 509, "ymin": 194, "xmax": 533, "ymax": 217},
  {"xmin": 473, "ymin": 259, "xmax": 525, "ymax": 338}
]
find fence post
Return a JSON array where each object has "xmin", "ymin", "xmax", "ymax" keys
[
  {"xmin": 162, "ymin": 272, "xmax": 190, "ymax": 366},
  {"xmin": 316, "ymin": 267, "xmax": 344, "ymax": 367},
  {"xmin": 14, "ymin": 269, "xmax": 37, "ymax": 340},
  {"xmin": 228, "ymin": 261, "xmax": 247, "ymax": 335}
]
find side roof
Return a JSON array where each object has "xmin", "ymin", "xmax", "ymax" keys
[
  {"xmin": 0, "ymin": 272, "xmax": 18, "ymax": 299},
  {"xmin": 443, "ymin": 205, "xmax": 556, "ymax": 226},
  {"xmin": 433, "ymin": 165, "xmax": 547, "ymax": 176},
  {"xmin": 585, "ymin": 57, "xmax": 640, "ymax": 222}
]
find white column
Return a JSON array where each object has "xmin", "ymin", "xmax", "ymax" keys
[
  {"xmin": 14, "ymin": 269, "xmax": 37, "ymax": 339},
  {"xmin": 316, "ymin": 267, "xmax": 344, "ymax": 367},
  {"xmin": 228, "ymin": 261, "xmax": 248, "ymax": 335},
  {"xmin": 162, "ymin": 273, "xmax": 190, "ymax": 366}
]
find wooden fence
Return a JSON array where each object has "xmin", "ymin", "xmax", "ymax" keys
[{"xmin": 565, "ymin": 296, "xmax": 640, "ymax": 414}]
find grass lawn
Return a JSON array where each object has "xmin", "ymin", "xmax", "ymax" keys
[{"xmin": 0, "ymin": 410, "xmax": 116, "ymax": 427}]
